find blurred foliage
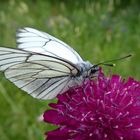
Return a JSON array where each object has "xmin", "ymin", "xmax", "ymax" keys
[{"xmin": 0, "ymin": 0, "xmax": 140, "ymax": 139}]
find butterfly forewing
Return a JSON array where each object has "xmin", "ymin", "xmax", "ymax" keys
[
  {"xmin": 16, "ymin": 27, "xmax": 83, "ymax": 64},
  {"xmin": 0, "ymin": 47, "xmax": 80, "ymax": 99}
]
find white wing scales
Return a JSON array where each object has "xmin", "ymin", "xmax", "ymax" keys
[
  {"xmin": 0, "ymin": 47, "xmax": 80, "ymax": 99},
  {"xmin": 0, "ymin": 48, "xmax": 29, "ymax": 71},
  {"xmin": 16, "ymin": 27, "xmax": 83, "ymax": 64}
]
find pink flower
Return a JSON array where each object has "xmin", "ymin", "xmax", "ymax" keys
[{"xmin": 44, "ymin": 71, "xmax": 140, "ymax": 140}]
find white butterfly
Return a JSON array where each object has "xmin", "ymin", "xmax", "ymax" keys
[{"xmin": 0, "ymin": 27, "xmax": 99, "ymax": 100}]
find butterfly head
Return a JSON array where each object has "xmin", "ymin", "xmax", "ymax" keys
[
  {"xmin": 79, "ymin": 61, "xmax": 99, "ymax": 79},
  {"xmin": 88, "ymin": 65, "xmax": 99, "ymax": 79}
]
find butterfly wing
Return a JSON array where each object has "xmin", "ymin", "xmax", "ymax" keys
[
  {"xmin": 16, "ymin": 27, "xmax": 83, "ymax": 64},
  {"xmin": 0, "ymin": 47, "xmax": 80, "ymax": 99}
]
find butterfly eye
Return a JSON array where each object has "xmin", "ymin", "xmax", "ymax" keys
[{"xmin": 90, "ymin": 67, "xmax": 99, "ymax": 74}]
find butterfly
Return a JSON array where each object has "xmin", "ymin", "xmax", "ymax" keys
[
  {"xmin": 0, "ymin": 27, "xmax": 131, "ymax": 100},
  {"xmin": 0, "ymin": 27, "xmax": 99, "ymax": 100}
]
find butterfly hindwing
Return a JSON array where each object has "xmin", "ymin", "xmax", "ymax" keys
[{"xmin": 0, "ymin": 47, "xmax": 79, "ymax": 99}]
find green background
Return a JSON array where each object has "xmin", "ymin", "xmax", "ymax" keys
[{"xmin": 0, "ymin": 0, "xmax": 140, "ymax": 139}]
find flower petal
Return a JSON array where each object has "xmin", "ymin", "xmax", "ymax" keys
[{"xmin": 44, "ymin": 110, "xmax": 66, "ymax": 125}]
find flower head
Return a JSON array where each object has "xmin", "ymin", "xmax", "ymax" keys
[{"xmin": 44, "ymin": 71, "xmax": 140, "ymax": 140}]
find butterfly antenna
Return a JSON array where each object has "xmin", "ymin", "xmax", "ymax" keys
[{"xmin": 93, "ymin": 54, "xmax": 132, "ymax": 67}]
